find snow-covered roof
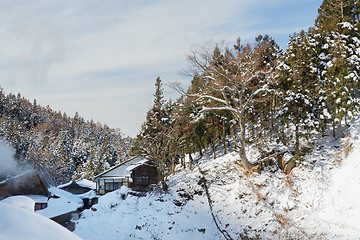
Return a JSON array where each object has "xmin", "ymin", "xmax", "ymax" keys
[
  {"xmin": 76, "ymin": 179, "xmax": 96, "ymax": 189},
  {"xmin": 125, "ymin": 159, "xmax": 149, "ymax": 172},
  {"xmin": 26, "ymin": 195, "xmax": 49, "ymax": 204},
  {"xmin": 95, "ymin": 156, "xmax": 150, "ymax": 179},
  {"xmin": 77, "ymin": 190, "xmax": 97, "ymax": 199},
  {"xmin": 37, "ymin": 187, "xmax": 83, "ymax": 219},
  {"xmin": 58, "ymin": 179, "xmax": 96, "ymax": 190}
]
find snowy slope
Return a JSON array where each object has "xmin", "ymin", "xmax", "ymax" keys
[
  {"xmin": 75, "ymin": 185, "xmax": 219, "ymax": 239},
  {"xmin": 75, "ymin": 117, "xmax": 360, "ymax": 240},
  {"xmin": 296, "ymin": 118, "xmax": 360, "ymax": 239}
]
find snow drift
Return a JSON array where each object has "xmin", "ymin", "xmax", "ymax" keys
[{"xmin": 0, "ymin": 200, "xmax": 83, "ymax": 240}]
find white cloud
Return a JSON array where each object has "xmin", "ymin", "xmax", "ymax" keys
[{"xmin": 0, "ymin": 0, "xmax": 321, "ymax": 136}]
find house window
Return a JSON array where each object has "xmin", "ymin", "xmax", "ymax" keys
[
  {"xmin": 34, "ymin": 203, "xmax": 47, "ymax": 211},
  {"xmin": 105, "ymin": 182, "xmax": 114, "ymax": 191},
  {"xmin": 136, "ymin": 176, "xmax": 149, "ymax": 186},
  {"xmin": 104, "ymin": 179, "xmax": 123, "ymax": 192}
]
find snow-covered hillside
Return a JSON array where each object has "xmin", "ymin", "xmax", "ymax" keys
[{"xmin": 74, "ymin": 118, "xmax": 360, "ymax": 240}]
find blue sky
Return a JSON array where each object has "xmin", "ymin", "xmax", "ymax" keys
[{"xmin": 0, "ymin": 0, "xmax": 322, "ymax": 137}]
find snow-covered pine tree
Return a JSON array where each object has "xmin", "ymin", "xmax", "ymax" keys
[
  {"xmin": 277, "ymin": 29, "xmax": 319, "ymax": 152},
  {"xmin": 317, "ymin": 23, "xmax": 360, "ymax": 137},
  {"xmin": 133, "ymin": 77, "xmax": 173, "ymax": 190},
  {"xmin": 315, "ymin": 0, "xmax": 360, "ymax": 137}
]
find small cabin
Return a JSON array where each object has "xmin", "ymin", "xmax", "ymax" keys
[
  {"xmin": 94, "ymin": 156, "xmax": 158, "ymax": 194},
  {"xmin": 129, "ymin": 163, "xmax": 159, "ymax": 191},
  {"xmin": 0, "ymin": 170, "xmax": 50, "ymax": 211}
]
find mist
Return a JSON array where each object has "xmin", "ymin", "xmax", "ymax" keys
[{"xmin": 0, "ymin": 141, "xmax": 20, "ymax": 178}]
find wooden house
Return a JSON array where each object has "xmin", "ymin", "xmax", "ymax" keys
[
  {"xmin": 0, "ymin": 169, "xmax": 50, "ymax": 210},
  {"xmin": 128, "ymin": 162, "xmax": 158, "ymax": 191},
  {"xmin": 94, "ymin": 156, "xmax": 158, "ymax": 194}
]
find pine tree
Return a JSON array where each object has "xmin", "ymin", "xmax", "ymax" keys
[
  {"xmin": 318, "ymin": 24, "xmax": 360, "ymax": 136},
  {"xmin": 133, "ymin": 77, "xmax": 172, "ymax": 190},
  {"xmin": 313, "ymin": 0, "xmax": 360, "ymax": 137},
  {"xmin": 316, "ymin": 0, "xmax": 359, "ymax": 32},
  {"xmin": 277, "ymin": 30, "xmax": 319, "ymax": 152}
]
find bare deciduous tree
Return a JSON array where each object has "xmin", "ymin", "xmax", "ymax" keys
[{"xmin": 179, "ymin": 36, "xmax": 280, "ymax": 171}]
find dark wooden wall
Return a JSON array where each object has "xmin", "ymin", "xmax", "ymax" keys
[{"xmin": 131, "ymin": 165, "xmax": 158, "ymax": 191}]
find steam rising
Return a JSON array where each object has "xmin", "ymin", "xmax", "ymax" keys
[{"xmin": 0, "ymin": 141, "xmax": 17, "ymax": 174}]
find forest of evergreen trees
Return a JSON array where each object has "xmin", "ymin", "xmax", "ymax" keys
[
  {"xmin": 0, "ymin": 89, "xmax": 133, "ymax": 184},
  {"xmin": 133, "ymin": 0, "xmax": 360, "ymax": 190}
]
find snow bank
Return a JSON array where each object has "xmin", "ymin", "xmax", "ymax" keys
[
  {"xmin": 77, "ymin": 190, "xmax": 97, "ymax": 199},
  {"xmin": 76, "ymin": 179, "xmax": 96, "ymax": 190},
  {"xmin": 328, "ymin": 146, "xmax": 360, "ymax": 231},
  {"xmin": 314, "ymin": 147, "xmax": 360, "ymax": 237},
  {"xmin": 75, "ymin": 184, "xmax": 218, "ymax": 240},
  {"xmin": 300, "ymin": 118, "xmax": 360, "ymax": 239},
  {"xmin": 1, "ymin": 196, "xmax": 35, "ymax": 212},
  {"xmin": 0, "ymin": 203, "xmax": 83, "ymax": 240}
]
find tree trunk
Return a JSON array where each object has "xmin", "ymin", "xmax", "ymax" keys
[
  {"xmin": 223, "ymin": 124, "xmax": 227, "ymax": 154},
  {"xmin": 339, "ymin": 117, "xmax": 346, "ymax": 138},
  {"xmin": 272, "ymin": 96, "xmax": 276, "ymax": 134},
  {"xmin": 223, "ymin": 138, "xmax": 227, "ymax": 154},
  {"xmin": 198, "ymin": 146, "xmax": 203, "ymax": 159},
  {"xmin": 251, "ymin": 123, "xmax": 255, "ymax": 143},
  {"xmin": 239, "ymin": 144, "xmax": 253, "ymax": 171},
  {"xmin": 340, "ymin": 1, "xmax": 344, "ymax": 22},
  {"xmin": 157, "ymin": 161, "xmax": 168, "ymax": 191},
  {"xmin": 188, "ymin": 153, "xmax": 193, "ymax": 170},
  {"xmin": 181, "ymin": 153, "xmax": 185, "ymax": 170},
  {"xmin": 171, "ymin": 157, "xmax": 175, "ymax": 175},
  {"xmin": 212, "ymin": 140, "xmax": 216, "ymax": 160},
  {"xmin": 238, "ymin": 118, "xmax": 254, "ymax": 171},
  {"xmin": 161, "ymin": 177, "xmax": 168, "ymax": 191},
  {"xmin": 295, "ymin": 124, "xmax": 300, "ymax": 154}
]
